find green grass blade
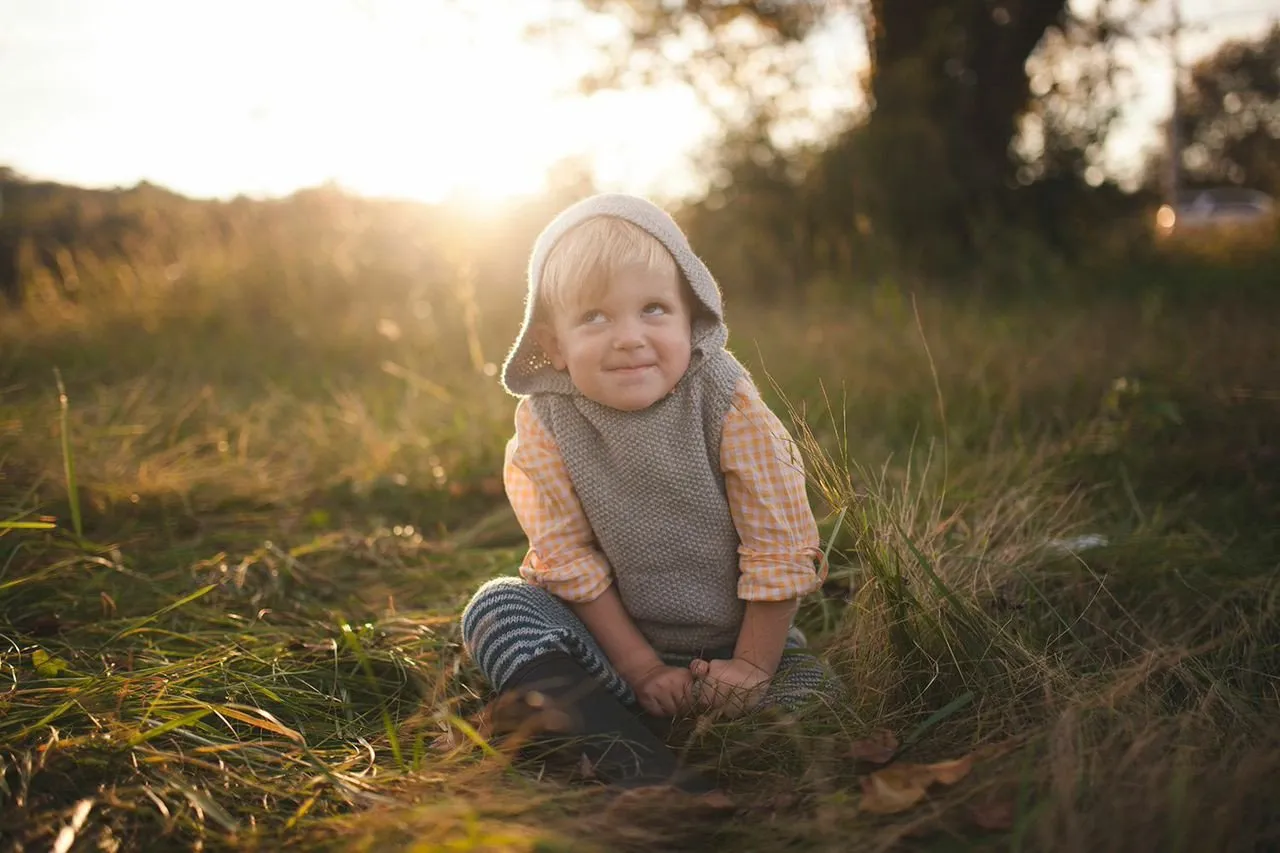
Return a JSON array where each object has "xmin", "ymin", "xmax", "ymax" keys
[
  {"xmin": 341, "ymin": 621, "xmax": 405, "ymax": 769},
  {"xmin": 444, "ymin": 714, "xmax": 507, "ymax": 764},
  {"xmin": 99, "ymin": 584, "xmax": 218, "ymax": 648},
  {"xmin": 892, "ymin": 518, "xmax": 965, "ymax": 613},
  {"xmin": 14, "ymin": 699, "xmax": 79, "ymax": 740},
  {"xmin": 175, "ymin": 783, "xmax": 240, "ymax": 833},
  {"xmin": 902, "ymin": 690, "xmax": 975, "ymax": 746},
  {"xmin": 53, "ymin": 368, "xmax": 82, "ymax": 539},
  {"xmin": 127, "ymin": 709, "xmax": 215, "ymax": 746},
  {"xmin": 822, "ymin": 504, "xmax": 848, "ymax": 568}
]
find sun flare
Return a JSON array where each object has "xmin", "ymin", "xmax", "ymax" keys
[
  {"xmin": 320, "ymin": 5, "xmax": 582, "ymax": 204},
  {"xmin": 0, "ymin": 0, "xmax": 712, "ymax": 204}
]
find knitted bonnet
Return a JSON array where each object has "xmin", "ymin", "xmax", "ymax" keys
[{"xmin": 500, "ymin": 194, "xmax": 729, "ymax": 398}]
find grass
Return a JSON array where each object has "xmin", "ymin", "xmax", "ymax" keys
[{"xmin": 1, "ymin": 245, "xmax": 1278, "ymax": 852}]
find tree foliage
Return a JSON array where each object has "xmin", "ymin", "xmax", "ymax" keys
[
  {"xmin": 1177, "ymin": 24, "xmax": 1280, "ymax": 197},
  {"xmin": 573, "ymin": 2, "xmax": 1078, "ymax": 187},
  {"xmin": 867, "ymin": 0, "xmax": 1069, "ymax": 199},
  {"xmin": 567, "ymin": 0, "xmax": 1139, "ymax": 261}
]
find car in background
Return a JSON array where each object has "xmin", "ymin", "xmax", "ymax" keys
[{"xmin": 1155, "ymin": 186, "xmax": 1276, "ymax": 243}]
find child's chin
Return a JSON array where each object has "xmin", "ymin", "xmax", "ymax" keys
[
  {"xmin": 603, "ymin": 398, "xmax": 653, "ymax": 412},
  {"xmin": 593, "ymin": 390, "xmax": 661, "ymax": 412}
]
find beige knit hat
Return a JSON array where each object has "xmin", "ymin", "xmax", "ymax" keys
[{"xmin": 501, "ymin": 193, "xmax": 729, "ymax": 397}]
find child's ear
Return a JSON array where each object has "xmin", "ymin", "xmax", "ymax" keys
[{"xmin": 531, "ymin": 322, "xmax": 567, "ymax": 370}]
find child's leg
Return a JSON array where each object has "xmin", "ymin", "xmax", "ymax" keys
[
  {"xmin": 760, "ymin": 650, "xmax": 846, "ymax": 712},
  {"xmin": 500, "ymin": 649, "xmax": 716, "ymax": 789},
  {"xmin": 461, "ymin": 577, "xmax": 711, "ymax": 790},
  {"xmin": 461, "ymin": 576, "xmax": 632, "ymax": 703}
]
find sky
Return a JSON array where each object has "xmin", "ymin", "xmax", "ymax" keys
[{"xmin": 0, "ymin": 0, "xmax": 1276, "ymax": 204}]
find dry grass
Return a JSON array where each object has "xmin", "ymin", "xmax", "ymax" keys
[{"xmin": 1, "ymin": 242, "xmax": 1278, "ymax": 851}]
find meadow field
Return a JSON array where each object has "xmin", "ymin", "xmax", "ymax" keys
[{"xmin": 1, "ymin": 213, "xmax": 1278, "ymax": 851}]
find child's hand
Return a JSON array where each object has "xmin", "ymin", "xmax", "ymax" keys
[
  {"xmin": 633, "ymin": 665, "xmax": 694, "ymax": 717},
  {"xmin": 689, "ymin": 657, "xmax": 771, "ymax": 719}
]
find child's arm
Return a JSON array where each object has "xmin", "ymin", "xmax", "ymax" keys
[
  {"xmin": 734, "ymin": 598, "xmax": 799, "ymax": 676},
  {"xmin": 695, "ymin": 380, "xmax": 827, "ymax": 715},
  {"xmin": 505, "ymin": 400, "xmax": 613, "ymax": 602},
  {"xmin": 691, "ymin": 598, "xmax": 798, "ymax": 716},
  {"xmin": 571, "ymin": 588, "xmax": 693, "ymax": 716},
  {"xmin": 506, "ymin": 401, "xmax": 692, "ymax": 715},
  {"xmin": 568, "ymin": 585, "xmax": 661, "ymax": 681}
]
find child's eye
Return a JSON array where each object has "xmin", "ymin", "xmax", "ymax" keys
[
  {"xmin": 641, "ymin": 303, "xmax": 669, "ymax": 316},
  {"xmin": 579, "ymin": 309, "xmax": 606, "ymax": 325}
]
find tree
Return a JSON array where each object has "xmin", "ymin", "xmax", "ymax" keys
[
  {"xmin": 868, "ymin": 0, "xmax": 1068, "ymax": 204},
  {"xmin": 558, "ymin": 0, "xmax": 1167, "ymax": 280},
  {"xmin": 568, "ymin": 2, "xmax": 1071, "ymax": 214},
  {"xmin": 1176, "ymin": 24, "xmax": 1280, "ymax": 197}
]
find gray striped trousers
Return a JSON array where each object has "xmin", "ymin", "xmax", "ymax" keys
[{"xmin": 460, "ymin": 576, "xmax": 841, "ymax": 712}]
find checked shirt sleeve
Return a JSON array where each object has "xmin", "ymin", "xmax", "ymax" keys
[
  {"xmin": 504, "ymin": 399, "xmax": 613, "ymax": 603},
  {"xmin": 721, "ymin": 379, "xmax": 828, "ymax": 601}
]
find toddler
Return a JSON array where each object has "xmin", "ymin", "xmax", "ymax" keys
[{"xmin": 461, "ymin": 194, "xmax": 838, "ymax": 791}]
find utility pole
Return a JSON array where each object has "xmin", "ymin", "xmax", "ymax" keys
[{"xmin": 1165, "ymin": 0, "xmax": 1183, "ymax": 206}]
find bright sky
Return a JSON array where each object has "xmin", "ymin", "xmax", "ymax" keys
[{"xmin": 0, "ymin": 0, "xmax": 1275, "ymax": 203}]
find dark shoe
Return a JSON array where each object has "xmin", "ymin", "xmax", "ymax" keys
[{"xmin": 500, "ymin": 651, "xmax": 714, "ymax": 793}]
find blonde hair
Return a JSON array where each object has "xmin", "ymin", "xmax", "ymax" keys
[{"xmin": 538, "ymin": 216, "xmax": 679, "ymax": 319}]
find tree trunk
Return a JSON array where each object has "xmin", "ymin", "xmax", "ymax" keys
[{"xmin": 870, "ymin": 0, "xmax": 1068, "ymax": 206}]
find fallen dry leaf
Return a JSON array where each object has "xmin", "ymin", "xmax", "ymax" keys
[
  {"xmin": 605, "ymin": 784, "xmax": 735, "ymax": 819},
  {"xmin": 926, "ymin": 755, "xmax": 973, "ymax": 785},
  {"xmin": 849, "ymin": 729, "xmax": 899, "ymax": 765},
  {"xmin": 859, "ymin": 766, "xmax": 933, "ymax": 814},
  {"xmin": 859, "ymin": 754, "xmax": 976, "ymax": 815},
  {"xmin": 696, "ymin": 789, "xmax": 737, "ymax": 812}
]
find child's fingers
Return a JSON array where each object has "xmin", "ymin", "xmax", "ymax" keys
[
  {"xmin": 677, "ymin": 676, "xmax": 695, "ymax": 711},
  {"xmin": 694, "ymin": 679, "xmax": 725, "ymax": 712},
  {"xmin": 664, "ymin": 679, "xmax": 687, "ymax": 715},
  {"xmin": 645, "ymin": 673, "xmax": 694, "ymax": 717},
  {"xmin": 646, "ymin": 690, "xmax": 673, "ymax": 717},
  {"xmin": 691, "ymin": 661, "xmax": 754, "ymax": 713}
]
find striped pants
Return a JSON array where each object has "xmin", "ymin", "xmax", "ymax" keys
[{"xmin": 461, "ymin": 576, "xmax": 842, "ymax": 712}]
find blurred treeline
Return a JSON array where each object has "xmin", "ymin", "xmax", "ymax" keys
[
  {"xmin": 0, "ymin": 171, "xmax": 552, "ymax": 325},
  {"xmin": 605, "ymin": 2, "xmax": 1280, "ymax": 296},
  {"xmin": 2, "ymin": 7, "xmax": 1279, "ymax": 321}
]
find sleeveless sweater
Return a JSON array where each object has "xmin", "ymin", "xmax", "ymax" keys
[{"xmin": 502, "ymin": 194, "xmax": 747, "ymax": 654}]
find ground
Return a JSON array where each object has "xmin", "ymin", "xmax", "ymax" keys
[{"xmin": 1, "ymin": 272, "xmax": 1277, "ymax": 852}]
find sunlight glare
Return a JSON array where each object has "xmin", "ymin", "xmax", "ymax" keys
[
  {"xmin": 324, "ymin": 4, "xmax": 575, "ymax": 204},
  {"xmin": 0, "ymin": 0, "xmax": 713, "ymax": 203}
]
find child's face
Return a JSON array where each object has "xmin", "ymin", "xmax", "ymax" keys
[{"xmin": 535, "ymin": 266, "xmax": 693, "ymax": 411}]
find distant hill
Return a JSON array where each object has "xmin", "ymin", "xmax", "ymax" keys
[
  {"xmin": 0, "ymin": 169, "xmax": 252, "ymax": 305},
  {"xmin": 0, "ymin": 169, "xmax": 575, "ymax": 311}
]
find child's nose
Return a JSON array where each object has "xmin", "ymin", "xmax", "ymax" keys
[
  {"xmin": 612, "ymin": 320, "xmax": 645, "ymax": 349},
  {"xmin": 613, "ymin": 334, "xmax": 644, "ymax": 351}
]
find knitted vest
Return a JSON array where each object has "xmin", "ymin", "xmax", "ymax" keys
[{"xmin": 502, "ymin": 194, "xmax": 747, "ymax": 655}]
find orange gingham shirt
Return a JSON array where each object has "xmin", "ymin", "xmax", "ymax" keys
[{"xmin": 504, "ymin": 377, "xmax": 827, "ymax": 603}]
